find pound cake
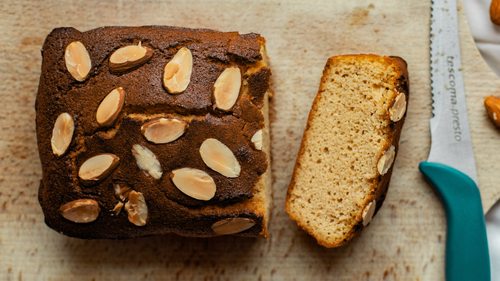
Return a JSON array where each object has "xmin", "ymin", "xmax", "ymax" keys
[
  {"xmin": 286, "ymin": 54, "xmax": 409, "ymax": 248},
  {"xmin": 35, "ymin": 26, "xmax": 272, "ymax": 239}
]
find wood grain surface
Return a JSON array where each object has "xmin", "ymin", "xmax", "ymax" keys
[{"xmin": 1, "ymin": 0, "xmax": 499, "ymax": 280}]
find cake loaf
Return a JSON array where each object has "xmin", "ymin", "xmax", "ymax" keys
[
  {"xmin": 286, "ymin": 54, "xmax": 409, "ymax": 247},
  {"xmin": 35, "ymin": 26, "xmax": 272, "ymax": 239}
]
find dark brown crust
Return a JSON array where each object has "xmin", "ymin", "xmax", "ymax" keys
[
  {"xmin": 285, "ymin": 54, "xmax": 409, "ymax": 248},
  {"xmin": 247, "ymin": 66, "xmax": 271, "ymax": 108},
  {"xmin": 35, "ymin": 26, "xmax": 271, "ymax": 239}
]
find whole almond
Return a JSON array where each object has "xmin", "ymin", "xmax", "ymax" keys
[
  {"xmin": 200, "ymin": 138, "xmax": 241, "ymax": 178},
  {"xmin": 171, "ymin": 168, "xmax": 216, "ymax": 201},
  {"xmin": 78, "ymin": 154, "xmax": 120, "ymax": 186},
  {"xmin": 96, "ymin": 87, "xmax": 125, "ymax": 127},
  {"xmin": 212, "ymin": 217, "xmax": 256, "ymax": 235},
  {"xmin": 213, "ymin": 67, "xmax": 241, "ymax": 111},
  {"xmin": 141, "ymin": 118, "xmax": 187, "ymax": 144},
  {"xmin": 163, "ymin": 47, "xmax": 193, "ymax": 94},
  {"xmin": 59, "ymin": 199, "xmax": 100, "ymax": 223},
  {"xmin": 65, "ymin": 41, "xmax": 91, "ymax": 81},
  {"xmin": 109, "ymin": 42, "xmax": 153, "ymax": 73},
  {"xmin": 491, "ymin": 0, "xmax": 500, "ymax": 26},
  {"xmin": 485, "ymin": 96, "xmax": 500, "ymax": 128},
  {"xmin": 51, "ymin": 112, "xmax": 74, "ymax": 156}
]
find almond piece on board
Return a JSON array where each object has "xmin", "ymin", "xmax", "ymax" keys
[
  {"xmin": 484, "ymin": 96, "xmax": 500, "ymax": 128},
  {"xmin": 491, "ymin": 0, "xmax": 500, "ymax": 25}
]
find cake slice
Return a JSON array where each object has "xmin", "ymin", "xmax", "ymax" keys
[{"xmin": 286, "ymin": 54, "xmax": 409, "ymax": 248}]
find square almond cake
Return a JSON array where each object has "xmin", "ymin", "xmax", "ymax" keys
[{"xmin": 35, "ymin": 26, "xmax": 272, "ymax": 239}]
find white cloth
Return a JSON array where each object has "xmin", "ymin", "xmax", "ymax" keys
[
  {"xmin": 463, "ymin": 0, "xmax": 500, "ymax": 279},
  {"xmin": 464, "ymin": 0, "xmax": 500, "ymax": 76}
]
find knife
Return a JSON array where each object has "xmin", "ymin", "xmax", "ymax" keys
[{"xmin": 418, "ymin": 0, "xmax": 490, "ymax": 280}]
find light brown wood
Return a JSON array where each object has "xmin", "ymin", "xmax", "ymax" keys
[{"xmin": 0, "ymin": 0, "xmax": 498, "ymax": 280}]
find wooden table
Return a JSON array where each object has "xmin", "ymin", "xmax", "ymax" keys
[{"xmin": 1, "ymin": 0, "xmax": 499, "ymax": 279}]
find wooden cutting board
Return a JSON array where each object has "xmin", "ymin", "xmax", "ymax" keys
[{"xmin": 1, "ymin": 0, "xmax": 499, "ymax": 279}]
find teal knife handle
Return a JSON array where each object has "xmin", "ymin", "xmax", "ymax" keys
[{"xmin": 419, "ymin": 162, "xmax": 490, "ymax": 281}]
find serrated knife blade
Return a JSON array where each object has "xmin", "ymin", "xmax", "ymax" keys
[
  {"xmin": 427, "ymin": 0, "xmax": 477, "ymax": 184},
  {"xmin": 418, "ymin": 0, "xmax": 490, "ymax": 280}
]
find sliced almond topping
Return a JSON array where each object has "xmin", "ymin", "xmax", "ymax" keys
[
  {"xmin": 120, "ymin": 187, "xmax": 131, "ymax": 201},
  {"xmin": 362, "ymin": 200, "xmax": 377, "ymax": 226},
  {"xmin": 389, "ymin": 93, "xmax": 407, "ymax": 122},
  {"xmin": 96, "ymin": 87, "xmax": 125, "ymax": 127},
  {"xmin": 251, "ymin": 130, "xmax": 263, "ymax": 150},
  {"xmin": 51, "ymin": 113, "xmax": 75, "ymax": 156},
  {"xmin": 141, "ymin": 118, "xmax": 187, "ymax": 144},
  {"xmin": 163, "ymin": 47, "xmax": 193, "ymax": 94},
  {"xmin": 132, "ymin": 144, "xmax": 162, "ymax": 179},
  {"xmin": 124, "ymin": 191, "xmax": 148, "ymax": 226},
  {"xmin": 65, "ymin": 41, "xmax": 91, "ymax": 82},
  {"xmin": 377, "ymin": 145, "xmax": 396, "ymax": 175},
  {"xmin": 78, "ymin": 154, "xmax": 120, "ymax": 186},
  {"xmin": 212, "ymin": 218, "xmax": 256, "ymax": 235},
  {"xmin": 120, "ymin": 187, "xmax": 130, "ymax": 201},
  {"xmin": 213, "ymin": 67, "xmax": 242, "ymax": 111},
  {"xmin": 59, "ymin": 199, "xmax": 100, "ymax": 223},
  {"xmin": 114, "ymin": 184, "xmax": 131, "ymax": 201},
  {"xmin": 112, "ymin": 202, "xmax": 124, "ymax": 215},
  {"xmin": 171, "ymin": 168, "xmax": 216, "ymax": 201},
  {"xmin": 200, "ymin": 138, "xmax": 241, "ymax": 178},
  {"xmin": 114, "ymin": 184, "xmax": 121, "ymax": 197},
  {"xmin": 109, "ymin": 42, "xmax": 153, "ymax": 73}
]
